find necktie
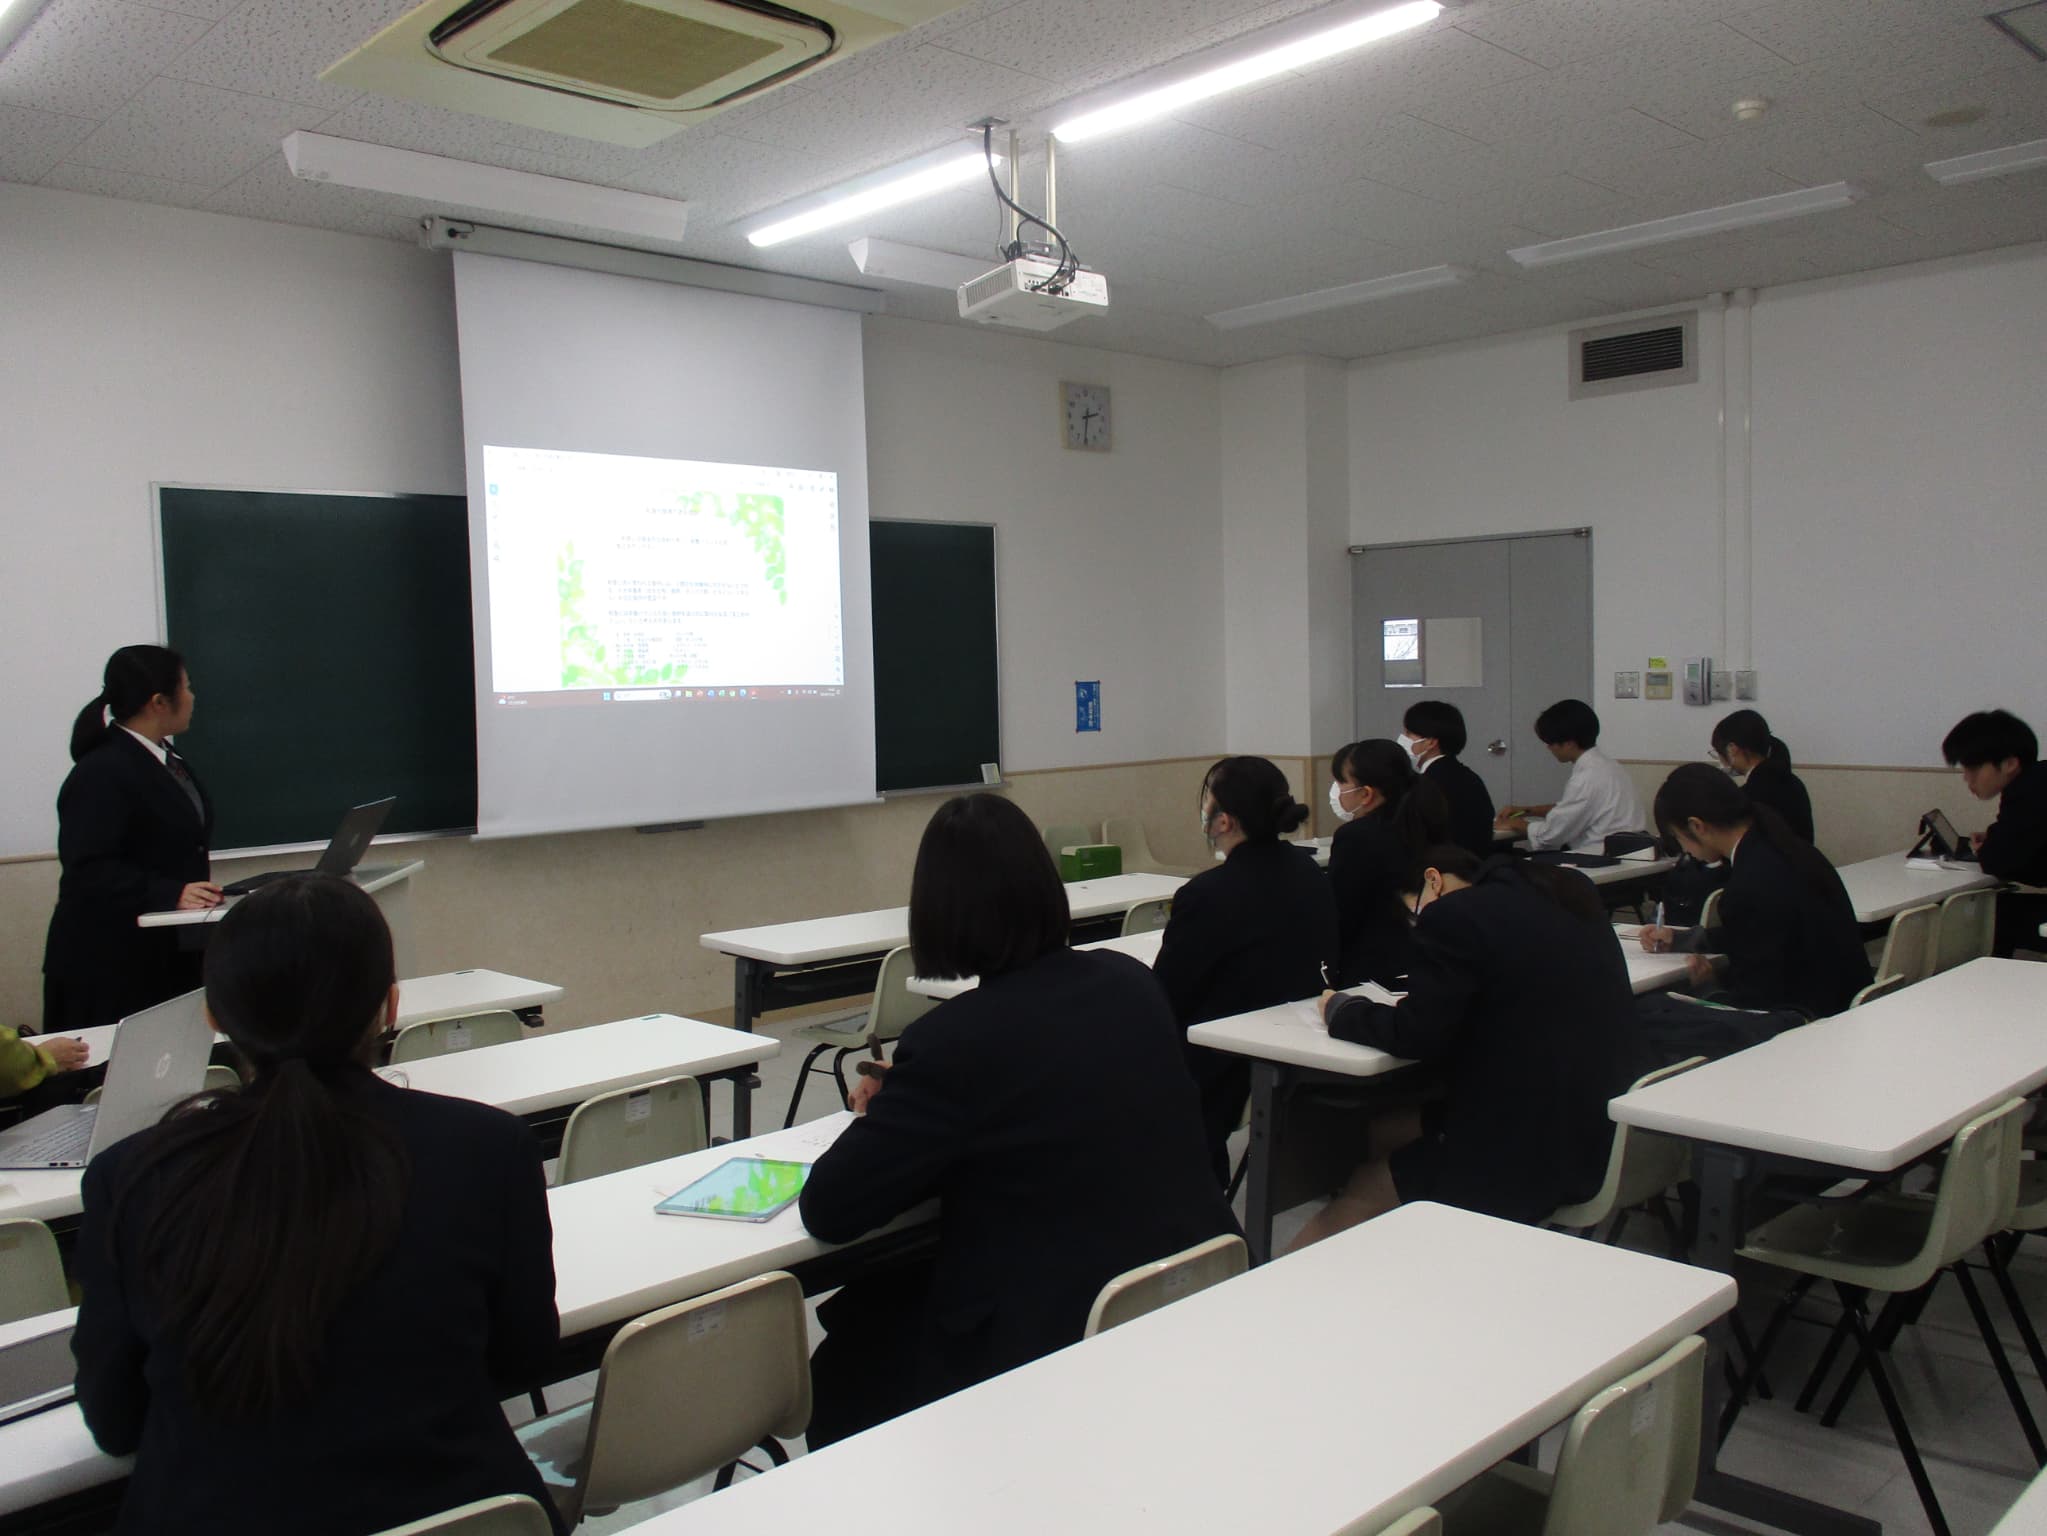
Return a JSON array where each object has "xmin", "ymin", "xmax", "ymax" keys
[{"xmin": 164, "ymin": 751, "xmax": 205, "ymax": 822}]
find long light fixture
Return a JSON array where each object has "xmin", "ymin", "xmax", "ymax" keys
[
  {"xmin": 848, "ymin": 237, "xmax": 990, "ymax": 287},
  {"xmin": 1052, "ymin": 0, "xmax": 1441, "ymax": 144},
  {"xmin": 747, "ymin": 146, "xmax": 996, "ymax": 248},
  {"xmin": 282, "ymin": 132, "xmax": 691, "ymax": 244},
  {"xmin": 1506, "ymin": 182, "xmax": 1866, "ymax": 268},
  {"xmin": 1206, "ymin": 264, "xmax": 1470, "ymax": 329},
  {"xmin": 1923, "ymin": 137, "xmax": 2047, "ymax": 186},
  {"xmin": 0, "ymin": 0, "xmax": 56, "ymax": 60}
]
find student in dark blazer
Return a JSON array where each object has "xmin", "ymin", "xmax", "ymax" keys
[
  {"xmin": 1154, "ymin": 756, "xmax": 1337, "ymax": 1178},
  {"xmin": 43, "ymin": 647, "xmax": 224, "ymax": 1032},
  {"xmin": 72, "ymin": 875, "xmax": 562, "ymax": 1536},
  {"xmin": 1712, "ymin": 709, "xmax": 1815, "ymax": 844},
  {"xmin": 800, "ymin": 795, "xmax": 1234, "ymax": 1448},
  {"xmin": 1401, "ymin": 700, "xmax": 1497, "ymax": 860},
  {"xmin": 1326, "ymin": 739, "xmax": 1448, "ymax": 987},
  {"xmin": 1641, "ymin": 764, "xmax": 1871, "ymax": 1025},
  {"xmin": 1294, "ymin": 848, "xmax": 1641, "ymax": 1247},
  {"xmin": 1944, "ymin": 709, "xmax": 2047, "ymax": 957}
]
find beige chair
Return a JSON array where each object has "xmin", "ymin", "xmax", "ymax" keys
[
  {"xmin": 84, "ymin": 1062, "xmax": 239, "ymax": 1106},
  {"xmin": 389, "ymin": 1010, "xmax": 525, "ymax": 1064},
  {"xmin": 1545, "ymin": 1058, "xmax": 1705, "ymax": 1250},
  {"xmin": 1730, "ymin": 1099, "xmax": 2033, "ymax": 1536},
  {"xmin": 1437, "ymin": 1335, "xmax": 1704, "ymax": 1536},
  {"xmin": 556, "ymin": 1076, "xmax": 707, "ymax": 1186},
  {"xmin": 1698, "ymin": 887, "xmax": 1724, "ymax": 930},
  {"xmin": 1104, "ymin": 815, "xmax": 1200, "ymax": 877},
  {"xmin": 1352, "ymin": 1513, "xmax": 1441, "ymax": 1536},
  {"xmin": 1084, "ymin": 1233, "xmax": 1247, "ymax": 1338},
  {"xmin": 371, "ymin": 1495, "xmax": 556, "ymax": 1536},
  {"xmin": 1849, "ymin": 974, "xmax": 1910, "ymax": 1009},
  {"xmin": 783, "ymin": 945, "xmax": 936, "ymax": 1127},
  {"xmin": 1042, "ymin": 822, "xmax": 1098, "ymax": 861},
  {"xmin": 1873, "ymin": 902, "xmax": 1940, "ymax": 988},
  {"xmin": 520, "ymin": 1271, "xmax": 811, "ymax": 1527},
  {"xmin": 0, "ymin": 1219, "xmax": 68, "ymax": 1325},
  {"xmin": 1934, "ymin": 887, "xmax": 1996, "ymax": 973},
  {"xmin": 1120, "ymin": 897, "xmax": 1173, "ymax": 936}
]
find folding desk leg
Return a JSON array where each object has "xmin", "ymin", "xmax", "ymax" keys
[
  {"xmin": 1244, "ymin": 1062, "xmax": 1279, "ymax": 1266},
  {"xmin": 730, "ymin": 1073, "xmax": 756, "ymax": 1141},
  {"xmin": 733, "ymin": 957, "xmax": 769, "ymax": 1034}
]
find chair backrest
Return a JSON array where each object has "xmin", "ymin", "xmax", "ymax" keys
[
  {"xmin": 1541, "ymin": 1334, "xmax": 1705, "ymax": 1536},
  {"xmin": 1120, "ymin": 897, "xmax": 1173, "ymax": 937},
  {"xmin": 1876, "ymin": 903, "xmax": 1940, "ymax": 987},
  {"xmin": 1850, "ymin": 974, "xmax": 1910, "ymax": 1009},
  {"xmin": 371, "ymin": 1495, "xmax": 556, "ymax": 1536},
  {"xmin": 1698, "ymin": 887, "xmax": 1724, "ymax": 931},
  {"xmin": 556, "ymin": 1075, "xmax": 708, "ymax": 1186},
  {"xmin": 1042, "ymin": 822, "xmax": 1097, "ymax": 860},
  {"xmin": 0, "ymin": 1219, "xmax": 68, "ymax": 1325},
  {"xmin": 870, "ymin": 945, "xmax": 937, "ymax": 1045},
  {"xmin": 203, "ymin": 1063, "xmax": 241, "ymax": 1093},
  {"xmin": 1914, "ymin": 1097, "xmax": 2027, "ymax": 1280},
  {"xmin": 1934, "ymin": 888, "xmax": 1996, "ymax": 973},
  {"xmin": 1103, "ymin": 815, "xmax": 1159, "ymax": 871},
  {"xmin": 1084, "ymin": 1233, "xmax": 1247, "ymax": 1338},
  {"xmin": 579, "ymin": 1271, "xmax": 811, "ymax": 1514},
  {"xmin": 388, "ymin": 1010, "xmax": 525, "ymax": 1064},
  {"xmin": 1549, "ymin": 1058, "xmax": 1705, "ymax": 1230},
  {"xmin": 1370, "ymin": 1514, "xmax": 1441, "ymax": 1536}
]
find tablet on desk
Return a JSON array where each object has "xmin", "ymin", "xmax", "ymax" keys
[{"xmin": 655, "ymin": 1157, "xmax": 811, "ymax": 1223}]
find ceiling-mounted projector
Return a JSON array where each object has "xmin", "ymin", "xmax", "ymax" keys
[{"xmin": 958, "ymin": 256, "xmax": 1109, "ymax": 332}]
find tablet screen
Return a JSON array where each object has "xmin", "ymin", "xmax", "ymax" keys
[
  {"xmin": 1925, "ymin": 809, "xmax": 1963, "ymax": 853},
  {"xmin": 654, "ymin": 1157, "xmax": 811, "ymax": 1222}
]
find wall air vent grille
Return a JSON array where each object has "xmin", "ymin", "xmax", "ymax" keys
[{"xmin": 1569, "ymin": 312, "xmax": 1699, "ymax": 400}]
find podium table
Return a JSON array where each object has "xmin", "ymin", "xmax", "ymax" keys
[{"xmin": 138, "ymin": 860, "xmax": 424, "ymax": 973}]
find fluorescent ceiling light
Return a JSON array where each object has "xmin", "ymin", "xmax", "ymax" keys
[
  {"xmin": 748, "ymin": 147, "xmax": 995, "ymax": 248},
  {"xmin": 0, "ymin": 0, "xmax": 56, "ymax": 59},
  {"xmin": 1206, "ymin": 264, "xmax": 1470, "ymax": 329},
  {"xmin": 1052, "ymin": 0, "xmax": 1442, "ymax": 144},
  {"xmin": 1507, "ymin": 182, "xmax": 1866, "ymax": 268},
  {"xmin": 1923, "ymin": 137, "xmax": 2047, "ymax": 185},
  {"xmin": 282, "ymin": 131, "xmax": 690, "ymax": 244},
  {"xmin": 848, "ymin": 237, "xmax": 990, "ymax": 288}
]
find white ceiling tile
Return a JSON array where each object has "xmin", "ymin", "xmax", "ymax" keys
[
  {"xmin": 1560, "ymin": 132, "xmax": 1802, "ymax": 202},
  {"xmin": 928, "ymin": 0, "xmax": 1279, "ymax": 89},
  {"xmin": 1058, "ymin": 121, "xmax": 1335, "ymax": 211},
  {"xmin": 1408, "ymin": 57, "xmax": 1634, "ymax": 146},
  {"xmin": 1868, "ymin": 178, "xmax": 2047, "ymax": 244},
  {"xmin": 144, "ymin": 0, "xmax": 250, "ymax": 17},
  {"xmin": 1454, "ymin": 0, "xmax": 1764, "ymax": 71},
  {"xmin": 1442, "ymin": 172, "xmax": 1634, "ymax": 236},
  {"xmin": 63, "ymin": 76, "xmax": 332, "ymax": 184},
  {"xmin": 0, "ymin": 101, "xmax": 98, "ymax": 180},
  {"xmin": 1525, "ymin": 19, "xmax": 1801, "ymax": 101},
  {"xmin": 0, "ymin": 0, "xmax": 213, "ymax": 119},
  {"xmin": 1721, "ymin": 0, "xmax": 2014, "ymax": 68},
  {"xmin": 38, "ymin": 159, "xmax": 221, "ymax": 208},
  {"xmin": 159, "ymin": 0, "xmax": 398, "ymax": 114},
  {"xmin": 202, "ymin": 154, "xmax": 417, "ymax": 240},
  {"xmin": 1866, "ymin": 62, "xmax": 2047, "ymax": 144}
]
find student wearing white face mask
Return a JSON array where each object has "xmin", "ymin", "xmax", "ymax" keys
[
  {"xmin": 1400, "ymin": 700, "xmax": 1496, "ymax": 860},
  {"xmin": 1327, "ymin": 741, "xmax": 1448, "ymax": 987}
]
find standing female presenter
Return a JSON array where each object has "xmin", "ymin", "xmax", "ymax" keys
[{"xmin": 43, "ymin": 645, "xmax": 222, "ymax": 1031}]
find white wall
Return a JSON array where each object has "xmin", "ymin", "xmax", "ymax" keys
[
  {"xmin": 1347, "ymin": 241, "xmax": 2047, "ymax": 768},
  {"xmin": 1219, "ymin": 361, "xmax": 1312, "ymax": 755}
]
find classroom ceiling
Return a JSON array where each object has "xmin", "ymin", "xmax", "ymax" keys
[{"xmin": 3, "ymin": 0, "xmax": 2044, "ymax": 366}]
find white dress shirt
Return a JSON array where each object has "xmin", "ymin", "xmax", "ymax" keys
[
  {"xmin": 118, "ymin": 725, "xmax": 169, "ymax": 766},
  {"xmin": 1525, "ymin": 747, "xmax": 1647, "ymax": 851}
]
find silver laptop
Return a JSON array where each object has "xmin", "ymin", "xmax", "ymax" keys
[{"xmin": 0, "ymin": 989, "xmax": 213, "ymax": 1171}]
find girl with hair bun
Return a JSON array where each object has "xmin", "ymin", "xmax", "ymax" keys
[{"xmin": 1154, "ymin": 756, "xmax": 1338, "ymax": 1180}]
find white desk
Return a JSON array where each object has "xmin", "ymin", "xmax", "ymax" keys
[
  {"xmin": 65, "ymin": 967, "xmax": 567, "ymax": 1069},
  {"xmin": 1581, "ymin": 853, "xmax": 1677, "ymax": 887},
  {"xmin": 1611, "ymin": 957, "xmax": 2047, "ymax": 1536},
  {"xmin": 702, "ymin": 874, "xmax": 1186, "ymax": 1032},
  {"xmin": 0, "ymin": 1015, "xmax": 776, "ymax": 1227},
  {"xmin": 1994, "ymin": 1466, "xmax": 2047, "ymax": 1532},
  {"xmin": 1834, "ymin": 850, "xmax": 1997, "ymax": 926},
  {"xmin": 909, "ymin": 930, "xmax": 1164, "ymax": 1002},
  {"xmin": 631, "ymin": 1202, "xmax": 1733, "ymax": 1536},
  {"xmin": 138, "ymin": 860, "xmax": 426, "ymax": 973}
]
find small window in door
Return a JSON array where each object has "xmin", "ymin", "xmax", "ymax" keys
[
  {"xmin": 1383, "ymin": 618, "xmax": 1422, "ymax": 687},
  {"xmin": 1383, "ymin": 616, "xmax": 1483, "ymax": 689}
]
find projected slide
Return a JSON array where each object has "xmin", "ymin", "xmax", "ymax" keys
[{"xmin": 483, "ymin": 445, "xmax": 845, "ymax": 705}]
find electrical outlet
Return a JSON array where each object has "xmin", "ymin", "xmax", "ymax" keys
[
  {"xmin": 1614, "ymin": 671, "xmax": 1640, "ymax": 700},
  {"xmin": 1709, "ymin": 670, "xmax": 1734, "ymax": 702},
  {"xmin": 1735, "ymin": 669, "xmax": 1758, "ymax": 700}
]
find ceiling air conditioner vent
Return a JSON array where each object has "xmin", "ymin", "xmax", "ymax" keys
[
  {"xmin": 1569, "ymin": 312, "xmax": 1698, "ymax": 400},
  {"xmin": 326, "ymin": 0, "xmax": 970, "ymax": 148}
]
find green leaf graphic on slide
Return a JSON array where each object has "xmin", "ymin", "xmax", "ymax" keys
[
  {"xmin": 557, "ymin": 543, "xmax": 692, "ymax": 688},
  {"xmin": 700, "ymin": 1159, "xmax": 807, "ymax": 1214},
  {"xmin": 676, "ymin": 489, "xmax": 789, "ymax": 606}
]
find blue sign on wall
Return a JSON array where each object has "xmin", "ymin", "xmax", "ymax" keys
[{"xmin": 1075, "ymin": 680, "xmax": 1102, "ymax": 733}]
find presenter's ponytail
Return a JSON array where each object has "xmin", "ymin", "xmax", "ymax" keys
[{"xmin": 71, "ymin": 645, "xmax": 185, "ymax": 762}]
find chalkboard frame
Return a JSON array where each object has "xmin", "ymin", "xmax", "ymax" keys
[{"xmin": 870, "ymin": 518, "xmax": 1003, "ymax": 797}]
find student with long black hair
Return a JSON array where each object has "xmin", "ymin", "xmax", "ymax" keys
[
  {"xmin": 1155, "ymin": 756, "xmax": 1337, "ymax": 1180},
  {"xmin": 1327, "ymin": 740, "xmax": 1449, "ymax": 986},
  {"xmin": 1711, "ymin": 708, "xmax": 1815, "ymax": 844},
  {"xmin": 1638, "ymin": 763, "xmax": 1870, "ymax": 1052},
  {"xmin": 43, "ymin": 646, "xmax": 223, "ymax": 1032},
  {"xmin": 800, "ymin": 795, "xmax": 1232, "ymax": 1446},
  {"xmin": 72, "ymin": 875, "xmax": 561, "ymax": 1536}
]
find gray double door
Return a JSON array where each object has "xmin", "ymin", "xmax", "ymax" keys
[{"xmin": 1349, "ymin": 531, "xmax": 1591, "ymax": 808}]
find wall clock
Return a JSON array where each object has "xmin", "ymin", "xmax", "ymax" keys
[{"xmin": 1060, "ymin": 380, "xmax": 1110, "ymax": 451}]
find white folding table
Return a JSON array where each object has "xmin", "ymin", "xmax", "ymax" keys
[
  {"xmin": 908, "ymin": 929, "xmax": 1163, "ymax": 1001},
  {"xmin": 628, "ymin": 1202, "xmax": 1734, "ymax": 1536},
  {"xmin": 1834, "ymin": 850, "xmax": 1998, "ymax": 927}
]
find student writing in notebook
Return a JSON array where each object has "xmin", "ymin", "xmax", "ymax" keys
[
  {"xmin": 1327, "ymin": 739, "xmax": 1448, "ymax": 987},
  {"xmin": 1496, "ymin": 698, "xmax": 1647, "ymax": 851},
  {"xmin": 1399, "ymin": 699, "xmax": 1497, "ymax": 860},
  {"xmin": 1943, "ymin": 709, "xmax": 2047, "ymax": 957}
]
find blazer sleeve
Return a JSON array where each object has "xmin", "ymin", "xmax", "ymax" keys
[
  {"xmin": 1978, "ymin": 779, "xmax": 2047, "ymax": 883},
  {"xmin": 71, "ymin": 1158, "xmax": 152, "ymax": 1457},
  {"xmin": 484, "ymin": 1121, "xmax": 560, "ymax": 1393},
  {"xmin": 58, "ymin": 761, "xmax": 188, "ymax": 915},
  {"xmin": 1718, "ymin": 880, "xmax": 1802, "ymax": 1012},
  {"xmin": 1525, "ymin": 768, "xmax": 1592, "ymax": 852},
  {"xmin": 799, "ymin": 1022, "xmax": 976, "ymax": 1246},
  {"xmin": 1325, "ymin": 912, "xmax": 1480, "ymax": 1060},
  {"xmin": 0, "ymin": 1028, "xmax": 56, "ymax": 1096},
  {"xmin": 1150, "ymin": 878, "xmax": 1222, "ymax": 1023}
]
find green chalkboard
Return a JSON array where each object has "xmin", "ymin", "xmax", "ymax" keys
[
  {"xmin": 870, "ymin": 520, "xmax": 1000, "ymax": 793},
  {"xmin": 157, "ymin": 487, "xmax": 477, "ymax": 851}
]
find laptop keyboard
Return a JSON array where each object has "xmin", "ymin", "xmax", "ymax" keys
[{"xmin": 0, "ymin": 1110, "xmax": 95, "ymax": 1167}]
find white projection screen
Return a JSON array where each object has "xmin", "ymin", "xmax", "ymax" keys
[{"xmin": 452, "ymin": 253, "xmax": 877, "ymax": 838}]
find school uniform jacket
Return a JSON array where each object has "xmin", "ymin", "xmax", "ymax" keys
[
  {"xmin": 1740, "ymin": 750, "xmax": 1815, "ymax": 844},
  {"xmin": 1328, "ymin": 811, "xmax": 1418, "ymax": 987},
  {"xmin": 72, "ymin": 1075, "xmax": 562, "ymax": 1536},
  {"xmin": 1705, "ymin": 829, "xmax": 1872, "ymax": 1018},
  {"xmin": 1152, "ymin": 839, "xmax": 1337, "ymax": 1025},
  {"xmin": 800, "ymin": 947, "xmax": 1236, "ymax": 1406},
  {"xmin": 43, "ymin": 732, "xmax": 214, "ymax": 1030},
  {"xmin": 1324, "ymin": 860, "xmax": 1642, "ymax": 1224},
  {"xmin": 1424, "ymin": 754, "xmax": 1499, "ymax": 862},
  {"xmin": 1979, "ymin": 759, "xmax": 2047, "ymax": 887}
]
